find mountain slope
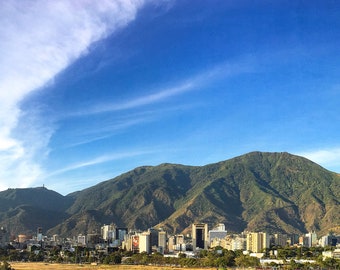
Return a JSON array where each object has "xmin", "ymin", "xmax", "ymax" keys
[
  {"xmin": 51, "ymin": 152, "xmax": 339, "ymax": 237},
  {"xmin": 0, "ymin": 152, "xmax": 339, "ymax": 237},
  {"xmin": 0, "ymin": 187, "xmax": 74, "ymax": 235}
]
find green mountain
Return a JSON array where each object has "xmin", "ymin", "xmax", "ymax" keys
[
  {"xmin": 0, "ymin": 152, "xmax": 339, "ymax": 237},
  {"xmin": 0, "ymin": 187, "xmax": 73, "ymax": 235}
]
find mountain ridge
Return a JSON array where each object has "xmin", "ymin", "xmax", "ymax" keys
[{"xmin": 0, "ymin": 151, "xmax": 339, "ymax": 237}]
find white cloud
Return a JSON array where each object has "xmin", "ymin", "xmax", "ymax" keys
[
  {"xmin": 297, "ymin": 148, "xmax": 340, "ymax": 172},
  {"xmin": 0, "ymin": 0, "xmax": 147, "ymax": 191},
  {"xmin": 47, "ymin": 150, "xmax": 151, "ymax": 177},
  {"xmin": 70, "ymin": 82, "xmax": 194, "ymax": 116},
  {"xmin": 70, "ymin": 58, "xmax": 254, "ymax": 117}
]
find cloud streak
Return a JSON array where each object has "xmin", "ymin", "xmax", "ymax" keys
[
  {"xmin": 47, "ymin": 150, "xmax": 151, "ymax": 178},
  {"xmin": 70, "ymin": 59, "xmax": 254, "ymax": 117},
  {"xmin": 0, "ymin": 0, "xmax": 147, "ymax": 191},
  {"xmin": 70, "ymin": 82, "xmax": 194, "ymax": 117}
]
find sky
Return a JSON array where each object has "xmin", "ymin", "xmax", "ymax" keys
[{"xmin": 1, "ymin": 0, "xmax": 340, "ymax": 195}]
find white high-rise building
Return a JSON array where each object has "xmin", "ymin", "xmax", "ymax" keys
[
  {"xmin": 101, "ymin": 224, "xmax": 116, "ymax": 241},
  {"xmin": 139, "ymin": 232, "xmax": 151, "ymax": 253}
]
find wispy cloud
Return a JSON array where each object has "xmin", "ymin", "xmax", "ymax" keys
[
  {"xmin": 71, "ymin": 82, "xmax": 194, "ymax": 116},
  {"xmin": 297, "ymin": 148, "xmax": 340, "ymax": 172},
  {"xmin": 47, "ymin": 150, "xmax": 151, "ymax": 178},
  {"xmin": 70, "ymin": 59, "xmax": 254, "ymax": 117},
  {"xmin": 63, "ymin": 103, "xmax": 201, "ymax": 149},
  {"xmin": 0, "ymin": 0, "xmax": 147, "ymax": 191}
]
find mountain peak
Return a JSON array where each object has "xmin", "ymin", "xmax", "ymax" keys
[{"xmin": 1, "ymin": 152, "xmax": 339, "ymax": 237}]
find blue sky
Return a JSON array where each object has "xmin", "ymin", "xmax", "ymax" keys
[{"xmin": 1, "ymin": 0, "xmax": 340, "ymax": 195}]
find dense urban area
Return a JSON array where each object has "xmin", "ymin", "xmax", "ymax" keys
[{"xmin": 0, "ymin": 223, "xmax": 339, "ymax": 269}]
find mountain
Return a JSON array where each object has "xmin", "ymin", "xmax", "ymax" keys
[
  {"xmin": 0, "ymin": 187, "xmax": 73, "ymax": 236},
  {"xmin": 0, "ymin": 152, "xmax": 339, "ymax": 237}
]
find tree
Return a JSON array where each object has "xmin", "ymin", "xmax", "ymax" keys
[
  {"xmin": 235, "ymin": 255, "xmax": 260, "ymax": 267},
  {"xmin": 322, "ymin": 257, "xmax": 339, "ymax": 269},
  {"xmin": 111, "ymin": 252, "xmax": 122, "ymax": 264},
  {"xmin": 0, "ymin": 261, "xmax": 13, "ymax": 270}
]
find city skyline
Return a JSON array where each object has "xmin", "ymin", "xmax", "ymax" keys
[{"xmin": 1, "ymin": 1, "xmax": 340, "ymax": 195}]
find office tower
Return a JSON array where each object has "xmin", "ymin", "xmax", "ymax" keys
[
  {"xmin": 101, "ymin": 224, "xmax": 116, "ymax": 241},
  {"xmin": 192, "ymin": 223, "xmax": 208, "ymax": 250},
  {"xmin": 158, "ymin": 230, "xmax": 167, "ymax": 254},
  {"xmin": 116, "ymin": 227, "xmax": 128, "ymax": 242},
  {"xmin": 148, "ymin": 228, "xmax": 159, "ymax": 247}
]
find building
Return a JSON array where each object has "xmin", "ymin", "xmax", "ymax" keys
[
  {"xmin": 176, "ymin": 234, "xmax": 184, "ymax": 245},
  {"xmin": 131, "ymin": 234, "xmax": 140, "ymax": 253},
  {"xmin": 168, "ymin": 236, "xmax": 175, "ymax": 252},
  {"xmin": 86, "ymin": 233, "xmax": 101, "ymax": 248},
  {"xmin": 18, "ymin": 234, "xmax": 27, "ymax": 243},
  {"xmin": 209, "ymin": 223, "xmax": 228, "ymax": 248},
  {"xmin": 232, "ymin": 234, "xmax": 246, "ymax": 250},
  {"xmin": 322, "ymin": 249, "xmax": 340, "ymax": 260},
  {"xmin": 192, "ymin": 223, "xmax": 208, "ymax": 250},
  {"xmin": 305, "ymin": 232, "xmax": 318, "ymax": 247},
  {"xmin": 101, "ymin": 224, "xmax": 127, "ymax": 247},
  {"xmin": 246, "ymin": 232, "xmax": 270, "ymax": 253},
  {"xmin": 139, "ymin": 232, "xmax": 151, "ymax": 253},
  {"xmin": 77, "ymin": 234, "xmax": 86, "ymax": 246},
  {"xmin": 115, "ymin": 227, "xmax": 128, "ymax": 244},
  {"xmin": 158, "ymin": 230, "xmax": 167, "ymax": 254},
  {"xmin": 0, "ymin": 227, "xmax": 9, "ymax": 247},
  {"xmin": 37, "ymin": 227, "xmax": 43, "ymax": 242},
  {"xmin": 148, "ymin": 228, "xmax": 159, "ymax": 249},
  {"xmin": 273, "ymin": 233, "xmax": 288, "ymax": 247},
  {"xmin": 319, "ymin": 234, "xmax": 338, "ymax": 247},
  {"xmin": 101, "ymin": 224, "xmax": 116, "ymax": 241}
]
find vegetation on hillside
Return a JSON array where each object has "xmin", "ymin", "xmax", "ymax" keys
[{"xmin": 0, "ymin": 152, "xmax": 339, "ymax": 237}]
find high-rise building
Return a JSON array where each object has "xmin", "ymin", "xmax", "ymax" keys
[
  {"xmin": 192, "ymin": 223, "xmax": 208, "ymax": 250},
  {"xmin": 273, "ymin": 233, "xmax": 288, "ymax": 247},
  {"xmin": 246, "ymin": 232, "xmax": 269, "ymax": 253},
  {"xmin": 37, "ymin": 227, "xmax": 43, "ymax": 242},
  {"xmin": 168, "ymin": 236, "xmax": 175, "ymax": 252},
  {"xmin": 305, "ymin": 232, "xmax": 318, "ymax": 247},
  {"xmin": 116, "ymin": 227, "xmax": 128, "ymax": 242},
  {"xmin": 139, "ymin": 232, "xmax": 151, "ymax": 253},
  {"xmin": 131, "ymin": 235, "xmax": 140, "ymax": 253},
  {"xmin": 0, "ymin": 227, "xmax": 9, "ymax": 247},
  {"xmin": 148, "ymin": 228, "xmax": 159, "ymax": 248},
  {"xmin": 101, "ymin": 224, "xmax": 116, "ymax": 241},
  {"xmin": 158, "ymin": 230, "xmax": 167, "ymax": 254}
]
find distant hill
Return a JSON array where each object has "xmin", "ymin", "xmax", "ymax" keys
[
  {"xmin": 0, "ymin": 152, "xmax": 339, "ymax": 237},
  {"xmin": 0, "ymin": 187, "xmax": 73, "ymax": 236}
]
